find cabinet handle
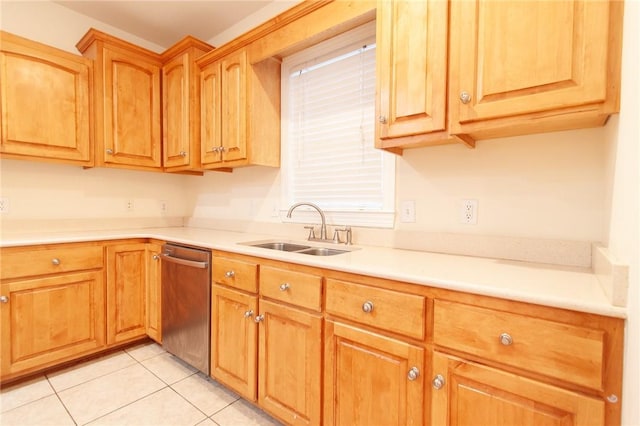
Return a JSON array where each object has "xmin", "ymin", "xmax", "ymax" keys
[
  {"xmin": 362, "ymin": 301, "xmax": 374, "ymax": 313},
  {"xmin": 0, "ymin": 295, "xmax": 8, "ymax": 303},
  {"xmin": 106, "ymin": 148, "xmax": 114, "ymax": 155},
  {"xmin": 499, "ymin": 333, "xmax": 513, "ymax": 346},
  {"xmin": 51, "ymin": 258, "xmax": 61, "ymax": 266},
  {"xmin": 432, "ymin": 374, "xmax": 445, "ymax": 390},
  {"xmin": 212, "ymin": 147, "xmax": 220, "ymax": 153},
  {"xmin": 244, "ymin": 310, "xmax": 254, "ymax": 318},
  {"xmin": 407, "ymin": 367, "xmax": 420, "ymax": 381},
  {"xmin": 179, "ymin": 151, "xmax": 187, "ymax": 157},
  {"xmin": 279, "ymin": 283, "xmax": 290, "ymax": 291},
  {"xmin": 254, "ymin": 314, "xmax": 264, "ymax": 323},
  {"xmin": 378, "ymin": 115, "xmax": 387, "ymax": 124},
  {"xmin": 152, "ymin": 254, "xmax": 160, "ymax": 261},
  {"xmin": 219, "ymin": 146, "xmax": 226, "ymax": 152},
  {"xmin": 224, "ymin": 270, "xmax": 235, "ymax": 278},
  {"xmin": 459, "ymin": 91, "xmax": 472, "ymax": 104}
]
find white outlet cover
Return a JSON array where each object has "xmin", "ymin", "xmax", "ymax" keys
[
  {"xmin": 460, "ymin": 199, "xmax": 478, "ymax": 224},
  {"xmin": 400, "ymin": 200, "xmax": 416, "ymax": 223}
]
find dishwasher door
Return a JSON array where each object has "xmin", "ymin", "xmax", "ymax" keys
[{"xmin": 161, "ymin": 244, "xmax": 211, "ymax": 374}]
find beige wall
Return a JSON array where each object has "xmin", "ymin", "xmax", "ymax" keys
[{"xmin": 605, "ymin": 1, "xmax": 640, "ymax": 423}]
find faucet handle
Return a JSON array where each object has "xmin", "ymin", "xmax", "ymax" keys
[
  {"xmin": 335, "ymin": 226, "xmax": 353, "ymax": 245},
  {"xmin": 303, "ymin": 226, "xmax": 316, "ymax": 240}
]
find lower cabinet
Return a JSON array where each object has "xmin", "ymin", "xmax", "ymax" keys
[
  {"xmin": 105, "ymin": 243, "xmax": 148, "ymax": 345},
  {"xmin": 0, "ymin": 271, "xmax": 105, "ymax": 379},
  {"xmin": 430, "ymin": 351, "xmax": 605, "ymax": 426},
  {"xmin": 145, "ymin": 243, "xmax": 163, "ymax": 343},
  {"xmin": 324, "ymin": 320, "xmax": 425, "ymax": 426},
  {"xmin": 257, "ymin": 299, "xmax": 322, "ymax": 426},
  {"xmin": 211, "ymin": 284, "xmax": 258, "ymax": 400}
]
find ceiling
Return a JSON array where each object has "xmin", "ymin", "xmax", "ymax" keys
[{"xmin": 53, "ymin": 1, "xmax": 279, "ymax": 49}]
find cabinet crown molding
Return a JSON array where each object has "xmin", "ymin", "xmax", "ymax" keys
[{"xmin": 76, "ymin": 27, "xmax": 162, "ymax": 64}]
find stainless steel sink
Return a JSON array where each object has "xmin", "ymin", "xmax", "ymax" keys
[
  {"xmin": 250, "ymin": 242, "xmax": 311, "ymax": 252},
  {"xmin": 296, "ymin": 247, "xmax": 348, "ymax": 256},
  {"xmin": 240, "ymin": 239, "xmax": 356, "ymax": 256}
]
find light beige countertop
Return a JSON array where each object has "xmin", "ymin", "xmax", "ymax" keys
[{"xmin": 0, "ymin": 226, "xmax": 627, "ymax": 319}]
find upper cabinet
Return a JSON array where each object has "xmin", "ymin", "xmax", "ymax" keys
[
  {"xmin": 198, "ymin": 48, "xmax": 280, "ymax": 170},
  {"xmin": 377, "ymin": 0, "xmax": 623, "ymax": 153},
  {"xmin": 0, "ymin": 31, "xmax": 93, "ymax": 166},
  {"xmin": 77, "ymin": 29, "xmax": 163, "ymax": 171},
  {"xmin": 375, "ymin": 0, "xmax": 452, "ymax": 152},
  {"xmin": 448, "ymin": 0, "xmax": 623, "ymax": 141},
  {"xmin": 161, "ymin": 37, "xmax": 213, "ymax": 173}
]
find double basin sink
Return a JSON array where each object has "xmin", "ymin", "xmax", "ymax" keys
[{"xmin": 241, "ymin": 240, "xmax": 357, "ymax": 256}]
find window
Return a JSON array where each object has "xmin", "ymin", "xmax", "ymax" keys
[{"xmin": 281, "ymin": 22, "xmax": 396, "ymax": 228}]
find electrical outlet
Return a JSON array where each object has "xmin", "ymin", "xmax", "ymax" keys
[
  {"xmin": 126, "ymin": 199, "xmax": 135, "ymax": 212},
  {"xmin": 0, "ymin": 197, "xmax": 9, "ymax": 214},
  {"xmin": 400, "ymin": 200, "xmax": 416, "ymax": 223},
  {"xmin": 460, "ymin": 199, "xmax": 478, "ymax": 224},
  {"xmin": 159, "ymin": 200, "xmax": 168, "ymax": 215}
]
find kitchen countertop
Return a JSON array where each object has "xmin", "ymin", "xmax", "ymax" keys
[{"xmin": 0, "ymin": 226, "xmax": 627, "ymax": 319}]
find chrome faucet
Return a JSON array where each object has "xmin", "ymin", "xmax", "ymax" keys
[{"xmin": 286, "ymin": 202, "xmax": 328, "ymax": 241}]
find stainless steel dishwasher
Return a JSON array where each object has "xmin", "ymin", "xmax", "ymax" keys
[{"xmin": 161, "ymin": 243, "xmax": 211, "ymax": 374}]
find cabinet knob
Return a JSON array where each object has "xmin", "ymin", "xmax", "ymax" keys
[
  {"xmin": 362, "ymin": 301, "xmax": 374, "ymax": 313},
  {"xmin": 224, "ymin": 270, "xmax": 235, "ymax": 278},
  {"xmin": 459, "ymin": 91, "xmax": 472, "ymax": 104},
  {"xmin": 179, "ymin": 151, "xmax": 187, "ymax": 157},
  {"xmin": 212, "ymin": 147, "xmax": 220, "ymax": 153},
  {"xmin": 219, "ymin": 146, "xmax": 226, "ymax": 152},
  {"xmin": 254, "ymin": 314, "xmax": 264, "ymax": 323},
  {"xmin": 106, "ymin": 148, "xmax": 114, "ymax": 155},
  {"xmin": 152, "ymin": 254, "xmax": 160, "ymax": 261},
  {"xmin": 407, "ymin": 367, "xmax": 420, "ymax": 381},
  {"xmin": 244, "ymin": 310, "xmax": 254, "ymax": 318},
  {"xmin": 51, "ymin": 258, "xmax": 61, "ymax": 266},
  {"xmin": 499, "ymin": 333, "xmax": 513, "ymax": 346},
  {"xmin": 279, "ymin": 283, "xmax": 290, "ymax": 291},
  {"xmin": 432, "ymin": 374, "xmax": 445, "ymax": 390},
  {"xmin": 378, "ymin": 115, "xmax": 387, "ymax": 124},
  {"xmin": 0, "ymin": 295, "xmax": 8, "ymax": 303}
]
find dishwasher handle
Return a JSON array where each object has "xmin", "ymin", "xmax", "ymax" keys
[{"xmin": 162, "ymin": 253, "xmax": 209, "ymax": 269}]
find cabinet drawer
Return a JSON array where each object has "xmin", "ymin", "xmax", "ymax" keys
[
  {"xmin": 1, "ymin": 245, "xmax": 103, "ymax": 279},
  {"xmin": 260, "ymin": 266, "xmax": 322, "ymax": 312},
  {"xmin": 433, "ymin": 299, "xmax": 605, "ymax": 390},
  {"xmin": 325, "ymin": 279, "xmax": 426, "ymax": 340},
  {"xmin": 212, "ymin": 257, "xmax": 258, "ymax": 293}
]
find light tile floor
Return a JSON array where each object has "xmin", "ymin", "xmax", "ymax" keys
[{"xmin": 0, "ymin": 342, "xmax": 282, "ymax": 426}]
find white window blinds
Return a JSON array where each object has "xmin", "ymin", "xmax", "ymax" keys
[{"xmin": 281, "ymin": 22, "xmax": 395, "ymax": 228}]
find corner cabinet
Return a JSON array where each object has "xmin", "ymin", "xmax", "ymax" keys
[
  {"xmin": 161, "ymin": 37, "xmax": 213, "ymax": 173},
  {"xmin": 198, "ymin": 48, "xmax": 281, "ymax": 170},
  {"xmin": 0, "ymin": 31, "xmax": 93, "ymax": 166},
  {"xmin": 76, "ymin": 29, "xmax": 163, "ymax": 171},
  {"xmin": 448, "ymin": 0, "xmax": 623, "ymax": 141}
]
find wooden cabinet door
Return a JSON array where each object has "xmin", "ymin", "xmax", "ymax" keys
[
  {"xmin": 449, "ymin": 0, "xmax": 611, "ymax": 130},
  {"xmin": 324, "ymin": 321, "xmax": 424, "ymax": 426},
  {"xmin": 258, "ymin": 299, "xmax": 322, "ymax": 426},
  {"xmin": 220, "ymin": 49, "xmax": 247, "ymax": 163},
  {"xmin": 376, "ymin": 0, "xmax": 448, "ymax": 149},
  {"xmin": 211, "ymin": 285, "xmax": 258, "ymax": 401},
  {"xmin": 430, "ymin": 352, "xmax": 605, "ymax": 426},
  {"xmin": 106, "ymin": 243, "xmax": 147, "ymax": 345},
  {"xmin": 0, "ymin": 271, "xmax": 105, "ymax": 378},
  {"xmin": 163, "ymin": 53, "xmax": 191, "ymax": 169},
  {"xmin": 200, "ymin": 61, "xmax": 223, "ymax": 166},
  {"xmin": 145, "ymin": 243, "xmax": 162, "ymax": 343},
  {"xmin": 102, "ymin": 48, "xmax": 161, "ymax": 169},
  {"xmin": 0, "ymin": 31, "xmax": 92, "ymax": 165}
]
